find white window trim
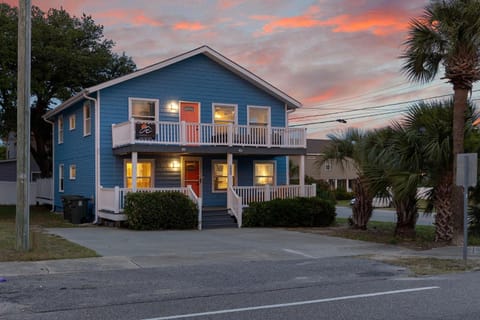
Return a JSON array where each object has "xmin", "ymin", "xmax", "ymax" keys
[
  {"xmin": 123, "ymin": 159, "xmax": 155, "ymax": 188},
  {"xmin": 59, "ymin": 164, "xmax": 64, "ymax": 192},
  {"xmin": 253, "ymin": 160, "xmax": 276, "ymax": 186},
  {"xmin": 83, "ymin": 101, "xmax": 91, "ymax": 136},
  {"xmin": 128, "ymin": 97, "xmax": 159, "ymax": 121},
  {"xmin": 69, "ymin": 114, "xmax": 76, "ymax": 131},
  {"xmin": 212, "ymin": 103, "xmax": 238, "ymax": 124},
  {"xmin": 58, "ymin": 115, "xmax": 64, "ymax": 144},
  {"xmin": 211, "ymin": 159, "xmax": 237, "ymax": 193},
  {"xmin": 69, "ymin": 164, "xmax": 76, "ymax": 180},
  {"xmin": 247, "ymin": 105, "xmax": 270, "ymax": 126}
]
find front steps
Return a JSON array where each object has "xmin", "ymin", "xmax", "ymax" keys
[{"xmin": 202, "ymin": 207, "xmax": 238, "ymax": 229}]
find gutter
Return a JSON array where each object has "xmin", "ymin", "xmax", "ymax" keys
[
  {"xmin": 83, "ymin": 93, "xmax": 100, "ymax": 224},
  {"xmin": 42, "ymin": 117, "xmax": 56, "ymax": 212}
]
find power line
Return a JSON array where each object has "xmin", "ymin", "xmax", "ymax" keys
[
  {"xmin": 290, "ymin": 89, "xmax": 480, "ymax": 121},
  {"xmin": 290, "ymin": 109, "xmax": 406, "ymax": 127}
]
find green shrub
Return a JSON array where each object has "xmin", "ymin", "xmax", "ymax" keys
[
  {"xmin": 243, "ymin": 197, "xmax": 335, "ymax": 228},
  {"xmin": 124, "ymin": 191, "xmax": 198, "ymax": 230},
  {"xmin": 334, "ymin": 188, "xmax": 354, "ymax": 200}
]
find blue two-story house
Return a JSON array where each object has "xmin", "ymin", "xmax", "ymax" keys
[{"xmin": 44, "ymin": 46, "xmax": 314, "ymax": 228}]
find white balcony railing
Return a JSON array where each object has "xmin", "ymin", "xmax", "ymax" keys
[{"xmin": 112, "ymin": 120, "xmax": 307, "ymax": 149}]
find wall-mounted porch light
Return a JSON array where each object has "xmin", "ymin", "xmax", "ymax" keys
[
  {"xmin": 169, "ymin": 101, "xmax": 179, "ymax": 113},
  {"xmin": 170, "ymin": 160, "xmax": 180, "ymax": 169}
]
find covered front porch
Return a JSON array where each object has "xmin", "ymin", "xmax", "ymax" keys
[{"xmin": 97, "ymin": 151, "xmax": 314, "ymax": 229}]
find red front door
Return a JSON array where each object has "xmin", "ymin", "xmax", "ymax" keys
[
  {"xmin": 184, "ymin": 159, "xmax": 200, "ymax": 196},
  {"xmin": 180, "ymin": 102, "xmax": 200, "ymax": 143}
]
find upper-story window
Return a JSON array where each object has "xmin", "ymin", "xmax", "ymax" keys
[
  {"xmin": 130, "ymin": 98, "xmax": 158, "ymax": 121},
  {"xmin": 69, "ymin": 114, "xmax": 76, "ymax": 130},
  {"xmin": 58, "ymin": 115, "xmax": 64, "ymax": 144},
  {"xmin": 83, "ymin": 101, "xmax": 91, "ymax": 136},
  {"xmin": 213, "ymin": 104, "xmax": 236, "ymax": 125},
  {"xmin": 248, "ymin": 106, "xmax": 270, "ymax": 127}
]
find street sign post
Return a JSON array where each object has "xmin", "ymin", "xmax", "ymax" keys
[{"xmin": 456, "ymin": 153, "xmax": 478, "ymax": 263}]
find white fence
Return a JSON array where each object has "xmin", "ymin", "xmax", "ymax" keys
[{"xmin": 0, "ymin": 178, "xmax": 53, "ymax": 205}]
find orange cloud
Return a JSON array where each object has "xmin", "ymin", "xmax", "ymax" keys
[
  {"xmin": 217, "ymin": 0, "xmax": 243, "ymax": 10},
  {"xmin": 325, "ymin": 11, "xmax": 408, "ymax": 35},
  {"xmin": 256, "ymin": 5, "xmax": 408, "ymax": 36},
  {"xmin": 173, "ymin": 21, "xmax": 207, "ymax": 31}
]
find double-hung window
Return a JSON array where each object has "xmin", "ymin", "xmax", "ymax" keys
[
  {"xmin": 58, "ymin": 115, "xmax": 64, "ymax": 144},
  {"xmin": 59, "ymin": 164, "xmax": 64, "ymax": 192},
  {"xmin": 248, "ymin": 106, "xmax": 270, "ymax": 144},
  {"xmin": 69, "ymin": 164, "xmax": 76, "ymax": 180},
  {"xmin": 129, "ymin": 98, "xmax": 158, "ymax": 140},
  {"xmin": 124, "ymin": 160, "xmax": 154, "ymax": 188},
  {"xmin": 212, "ymin": 161, "xmax": 236, "ymax": 192},
  {"xmin": 254, "ymin": 161, "xmax": 275, "ymax": 186},
  {"xmin": 83, "ymin": 101, "xmax": 91, "ymax": 136},
  {"xmin": 69, "ymin": 114, "xmax": 76, "ymax": 130}
]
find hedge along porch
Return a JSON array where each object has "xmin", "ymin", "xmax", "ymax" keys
[{"xmin": 43, "ymin": 46, "xmax": 314, "ymax": 229}]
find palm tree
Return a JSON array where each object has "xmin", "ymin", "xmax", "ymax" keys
[
  {"xmin": 401, "ymin": 0, "xmax": 480, "ymax": 243},
  {"xmin": 401, "ymin": 100, "xmax": 477, "ymax": 242},
  {"xmin": 321, "ymin": 128, "xmax": 374, "ymax": 229},
  {"xmin": 363, "ymin": 127, "xmax": 421, "ymax": 238}
]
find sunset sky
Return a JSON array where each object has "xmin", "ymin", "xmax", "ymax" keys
[{"xmin": 5, "ymin": 0, "xmax": 479, "ymax": 138}]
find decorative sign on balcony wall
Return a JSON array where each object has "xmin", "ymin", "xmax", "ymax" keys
[{"xmin": 135, "ymin": 122, "xmax": 155, "ymax": 140}]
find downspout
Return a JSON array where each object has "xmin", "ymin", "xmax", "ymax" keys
[
  {"xmin": 43, "ymin": 117, "xmax": 55, "ymax": 212},
  {"xmin": 83, "ymin": 92, "xmax": 99, "ymax": 224}
]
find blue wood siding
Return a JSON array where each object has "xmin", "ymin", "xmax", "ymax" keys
[
  {"xmin": 53, "ymin": 100, "xmax": 95, "ymax": 210},
  {"xmin": 99, "ymin": 54, "xmax": 287, "ymax": 188},
  {"xmin": 201, "ymin": 155, "xmax": 287, "ymax": 207}
]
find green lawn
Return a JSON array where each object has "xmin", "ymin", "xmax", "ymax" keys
[{"xmin": 0, "ymin": 206, "xmax": 99, "ymax": 262}]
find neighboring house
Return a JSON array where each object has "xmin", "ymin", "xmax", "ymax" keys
[
  {"xmin": 43, "ymin": 46, "xmax": 314, "ymax": 228},
  {"xmin": 291, "ymin": 139, "xmax": 358, "ymax": 191},
  {"xmin": 0, "ymin": 157, "xmax": 52, "ymax": 206}
]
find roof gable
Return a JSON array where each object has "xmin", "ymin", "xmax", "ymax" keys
[{"xmin": 45, "ymin": 46, "xmax": 301, "ymax": 119}]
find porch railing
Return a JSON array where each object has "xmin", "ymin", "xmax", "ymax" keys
[
  {"xmin": 227, "ymin": 184, "xmax": 317, "ymax": 227},
  {"xmin": 112, "ymin": 120, "xmax": 307, "ymax": 149},
  {"xmin": 227, "ymin": 186, "xmax": 242, "ymax": 228},
  {"xmin": 98, "ymin": 186, "xmax": 202, "ymax": 229},
  {"xmin": 232, "ymin": 184, "xmax": 316, "ymax": 207}
]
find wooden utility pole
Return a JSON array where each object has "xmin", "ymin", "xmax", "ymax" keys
[{"xmin": 16, "ymin": 0, "xmax": 31, "ymax": 251}]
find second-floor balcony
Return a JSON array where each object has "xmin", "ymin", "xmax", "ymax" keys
[{"xmin": 112, "ymin": 120, "xmax": 307, "ymax": 149}]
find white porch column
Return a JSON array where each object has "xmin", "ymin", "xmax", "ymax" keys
[
  {"xmin": 132, "ymin": 152, "xmax": 138, "ymax": 192},
  {"xmin": 227, "ymin": 153, "xmax": 233, "ymax": 189},
  {"xmin": 299, "ymin": 155, "xmax": 305, "ymax": 196}
]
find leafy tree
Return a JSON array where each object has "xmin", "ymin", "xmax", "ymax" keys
[
  {"xmin": 401, "ymin": 0, "xmax": 480, "ymax": 244},
  {"xmin": 0, "ymin": 4, "xmax": 136, "ymax": 177}
]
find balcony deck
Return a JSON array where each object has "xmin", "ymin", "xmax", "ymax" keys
[{"xmin": 112, "ymin": 120, "xmax": 307, "ymax": 150}]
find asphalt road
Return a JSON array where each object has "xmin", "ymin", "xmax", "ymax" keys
[
  {"xmin": 336, "ymin": 206, "xmax": 435, "ymax": 226},
  {"xmin": 2, "ymin": 257, "xmax": 480, "ymax": 320}
]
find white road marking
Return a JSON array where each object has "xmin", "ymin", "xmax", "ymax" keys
[
  {"xmin": 283, "ymin": 248, "xmax": 316, "ymax": 258},
  {"xmin": 142, "ymin": 286, "xmax": 440, "ymax": 320}
]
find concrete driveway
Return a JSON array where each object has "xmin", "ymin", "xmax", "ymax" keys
[{"xmin": 47, "ymin": 226, "xmax": 414, "ymax": 267}]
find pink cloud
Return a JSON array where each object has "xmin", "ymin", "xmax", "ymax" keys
[
  {"xmin": 256, "ymin": 4, "xmax": 409, "ymax": 36},
  {"xmin": 173, "ymin": 21, "xmax": 207, "ymax": 31},
  {"xmin": 95, "ymin": 9, "xmax": 163, "ymax": 27}
]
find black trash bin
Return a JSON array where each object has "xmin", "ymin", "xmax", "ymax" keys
[{"xmin": 61, "ymin": 195, "xmax": 89, "ymax": 224}]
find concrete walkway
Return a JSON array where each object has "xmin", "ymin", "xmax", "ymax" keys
[{"xmin": 1, "ymin": 227, "xmax": 479, "ymax": 277}]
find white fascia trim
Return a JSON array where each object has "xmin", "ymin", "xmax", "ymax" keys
[
  {"xmin": 87, "ymin": 46, "xmax": 302, "ymax": 108},
  {"xmin": 43, "ymin": 46, "xmax": 302, "ymax": 120}
]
